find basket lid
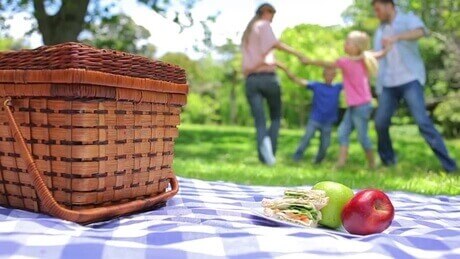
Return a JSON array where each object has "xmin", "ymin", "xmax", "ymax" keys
[{"xmin": 0, "ymin": 42, "xmax": 188, "ymax": 91}]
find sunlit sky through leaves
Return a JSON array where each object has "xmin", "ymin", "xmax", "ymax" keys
[{"xmin": 7, "ymin": 0, "xmax": 353, "ymax": 58}]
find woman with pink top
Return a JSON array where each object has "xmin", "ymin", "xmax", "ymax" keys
[
  {"xmin": 241, "ymin": 3, "xmax": 306, "ymax": 166},
  {"xmin": 303, "ymin": 31, "xmax": 389, "ymax": 169}
]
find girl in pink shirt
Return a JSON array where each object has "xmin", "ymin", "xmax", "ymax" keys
[{"xmin": 304, "ymin": 31, "xmax": 388, "ymax": 169}]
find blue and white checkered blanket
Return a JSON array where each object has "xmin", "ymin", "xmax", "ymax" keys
[{"xmin": 0, "ymin": 177, "xmax": 459, "ymax": 258}]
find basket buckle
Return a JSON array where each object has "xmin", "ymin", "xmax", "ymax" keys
[{"xmin": 3, "ymin": 97, "xmax": 12, "ymax": 107}]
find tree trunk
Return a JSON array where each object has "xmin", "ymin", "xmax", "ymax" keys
[
  {"xmin": 229, "ymin": 69, "xmax": 238, "ymax": 124},
  {"xmin": 33, "ymin": 0, "xmax": 90, "ymax": 45}
]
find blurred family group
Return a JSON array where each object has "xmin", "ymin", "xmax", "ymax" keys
[{"xmin": 241, "ymin": 0, "xmax": 458, "ymax": 173}]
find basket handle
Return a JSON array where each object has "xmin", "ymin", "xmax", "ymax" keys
[{"xmin": 3, "ymin": 98, "xmax": 179, "ymax": 224}]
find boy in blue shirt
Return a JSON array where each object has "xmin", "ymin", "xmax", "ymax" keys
[{"xmin": 278, "ymin": 63, "xmax": 342, "ymax": 163}]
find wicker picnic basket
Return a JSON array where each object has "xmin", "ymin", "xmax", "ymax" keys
[{"xmin": 0, "ymin": 42, "xmax": 188, "ymax": 224}]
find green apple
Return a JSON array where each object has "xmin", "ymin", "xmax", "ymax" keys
[{"xmin": 312, "ymin": 181, "xmax": 354, "ymax": 229}]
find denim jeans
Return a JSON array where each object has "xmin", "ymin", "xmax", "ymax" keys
[
  {"xmin": 294, "ymin": 119, "xmax": 332, "ymax": 163},
  {"xmin": 375, "ymin": 80, "xmax": 457, "ymax": 172},
  {"xmin": 338, "ymin": 103, "xmax": 373, "ymax": 150},
  {"xmin": 245, "ymin": 73, "xmax": 281, "ymax": 163}
]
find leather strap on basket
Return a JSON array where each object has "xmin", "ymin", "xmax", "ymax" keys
[{"xmin": 3, "ymin": 98, "xmax": 179, "ymax": 224}]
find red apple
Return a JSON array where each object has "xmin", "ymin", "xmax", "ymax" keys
[{"xmin": 341, "ymin": 189, "xmax": 394, "ymax": 235}]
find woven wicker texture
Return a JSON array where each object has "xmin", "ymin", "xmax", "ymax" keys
[
  {"xmin": 0, "ymin": 43, "xmax": 188, "ymax": 223},
  {"xmin": 0, "ymin": 42, "xmax": 186, "ymax": 84}
]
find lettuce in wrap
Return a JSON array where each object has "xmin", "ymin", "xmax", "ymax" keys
[{"xmin": 261, "ymin": 190, "xmax": 329, "ymax": 227}]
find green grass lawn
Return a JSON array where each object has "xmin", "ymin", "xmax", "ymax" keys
[{"xmin": 173, "ymin": 124, "xmax": 460, "ymax": 196}]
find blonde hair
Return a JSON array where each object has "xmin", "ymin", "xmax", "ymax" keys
[
  {"xmin": 241, "ymin": 3, "xmax": 276, "ymax": 47},
  {"xmin": 347, "ymin": 31, "xmax": 378, "ymax": 77}
]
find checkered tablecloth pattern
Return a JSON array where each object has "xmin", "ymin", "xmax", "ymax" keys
[{"xmin": 0, "ymin": 177, "xmax": 459, "ymax": 258}]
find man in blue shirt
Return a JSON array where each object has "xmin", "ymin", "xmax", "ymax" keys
[
  {"xmin": 278, "ymin": 63, "xmax": 342, "ymax": 164},
  {"xmin": 372, "ymin": 0, "xmax": 457, "ymax": 172}
]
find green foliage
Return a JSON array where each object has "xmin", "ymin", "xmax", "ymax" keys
[
  {"xmin": 0, "ymin": 37, "xmax": 27, "ymax": 50},
  {"xmin": 161, "ymin": 52, "xmax": 223, "ymax": 91},
  {"xmin": 342, "ymin": 0, "xmax": 380, "ymax": 34},
  {"xmin": 343, "ymin": 0, "xmax": 460, "ymax": 36},
  {"xmin": 216, "ymin": 88, "xmax": 252, "ymax": 126},
  {"xmin": 277, "ymin": 24, "xmax": 348, "ymax": 127},
  {"xmin": 181, "ymin": 93, "xmax": 220, "ymax": 124},
  {"xmin": 434, "ymin": 94, "xmax": 460, "ymax": 138},
  {"xmin": 174, "ymin": 124, "xmax": 460, "ymax": 195},
  {"xmin": 161, "ymin": 52, "xmax": 201, "ymax": 83},
  {"xmin": 193, "ymin": 55, "xmax": 225, "ymax": 94},
  {"xmin": 215, "ymin": 39, "xmax": 252, "ymax": 126},
  {"xmin": 419, "ymin": 37, "xmax": 446, "ymax": 96},
  {"xmin": 160, "ymin": 52, "xmax": 227, "ymax": 124},
  {"xmin": 82, "ymin": 14, "xmax": 156, "ymax": 57},
  {"xmin": 398, "ymin": 0, "xmax": 460, "ymax": 37}
]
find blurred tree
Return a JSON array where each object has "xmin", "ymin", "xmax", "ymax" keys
[
  {"xmin": 343, "ymin": 0, "xmax": 460, "ymax": 37},
  {"xmin": 160, "ymin": 52, "xmax": 201, "ymax": 85},
  {"xmin": 342, "ymin": 0, "xmax": 379, "ymax": 34},
  {"xmin": 216, "ymin": 39, "xmax": 244, "ymax": 125},
  {"xmin": 160, "ymin": 52, "xmax": 225, "ymax": 124},
  {"xmin": 0, "ymin": 37, "xmax": 28, "ymax": 50},
  {"xmin": 161, "ymin": 52, "xmax": 225, "ymax": 94},
  {"xmin": 180, "ymin": 93, "xmax": 220, "ymax": 124},
  {"xmin": 434, "ymin": 93, "xmax": 460, "ymax": 138},
  {"xmin": 0, "ymin": 0, "xmax": 212, "ymax": 46},
  {"xmin": 81, "ymin": 14, "xmax": 156, "ymax": 57},
  {"xmin": 194, "ymin": 55, "xmax": 225, "ymax": 95}
]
